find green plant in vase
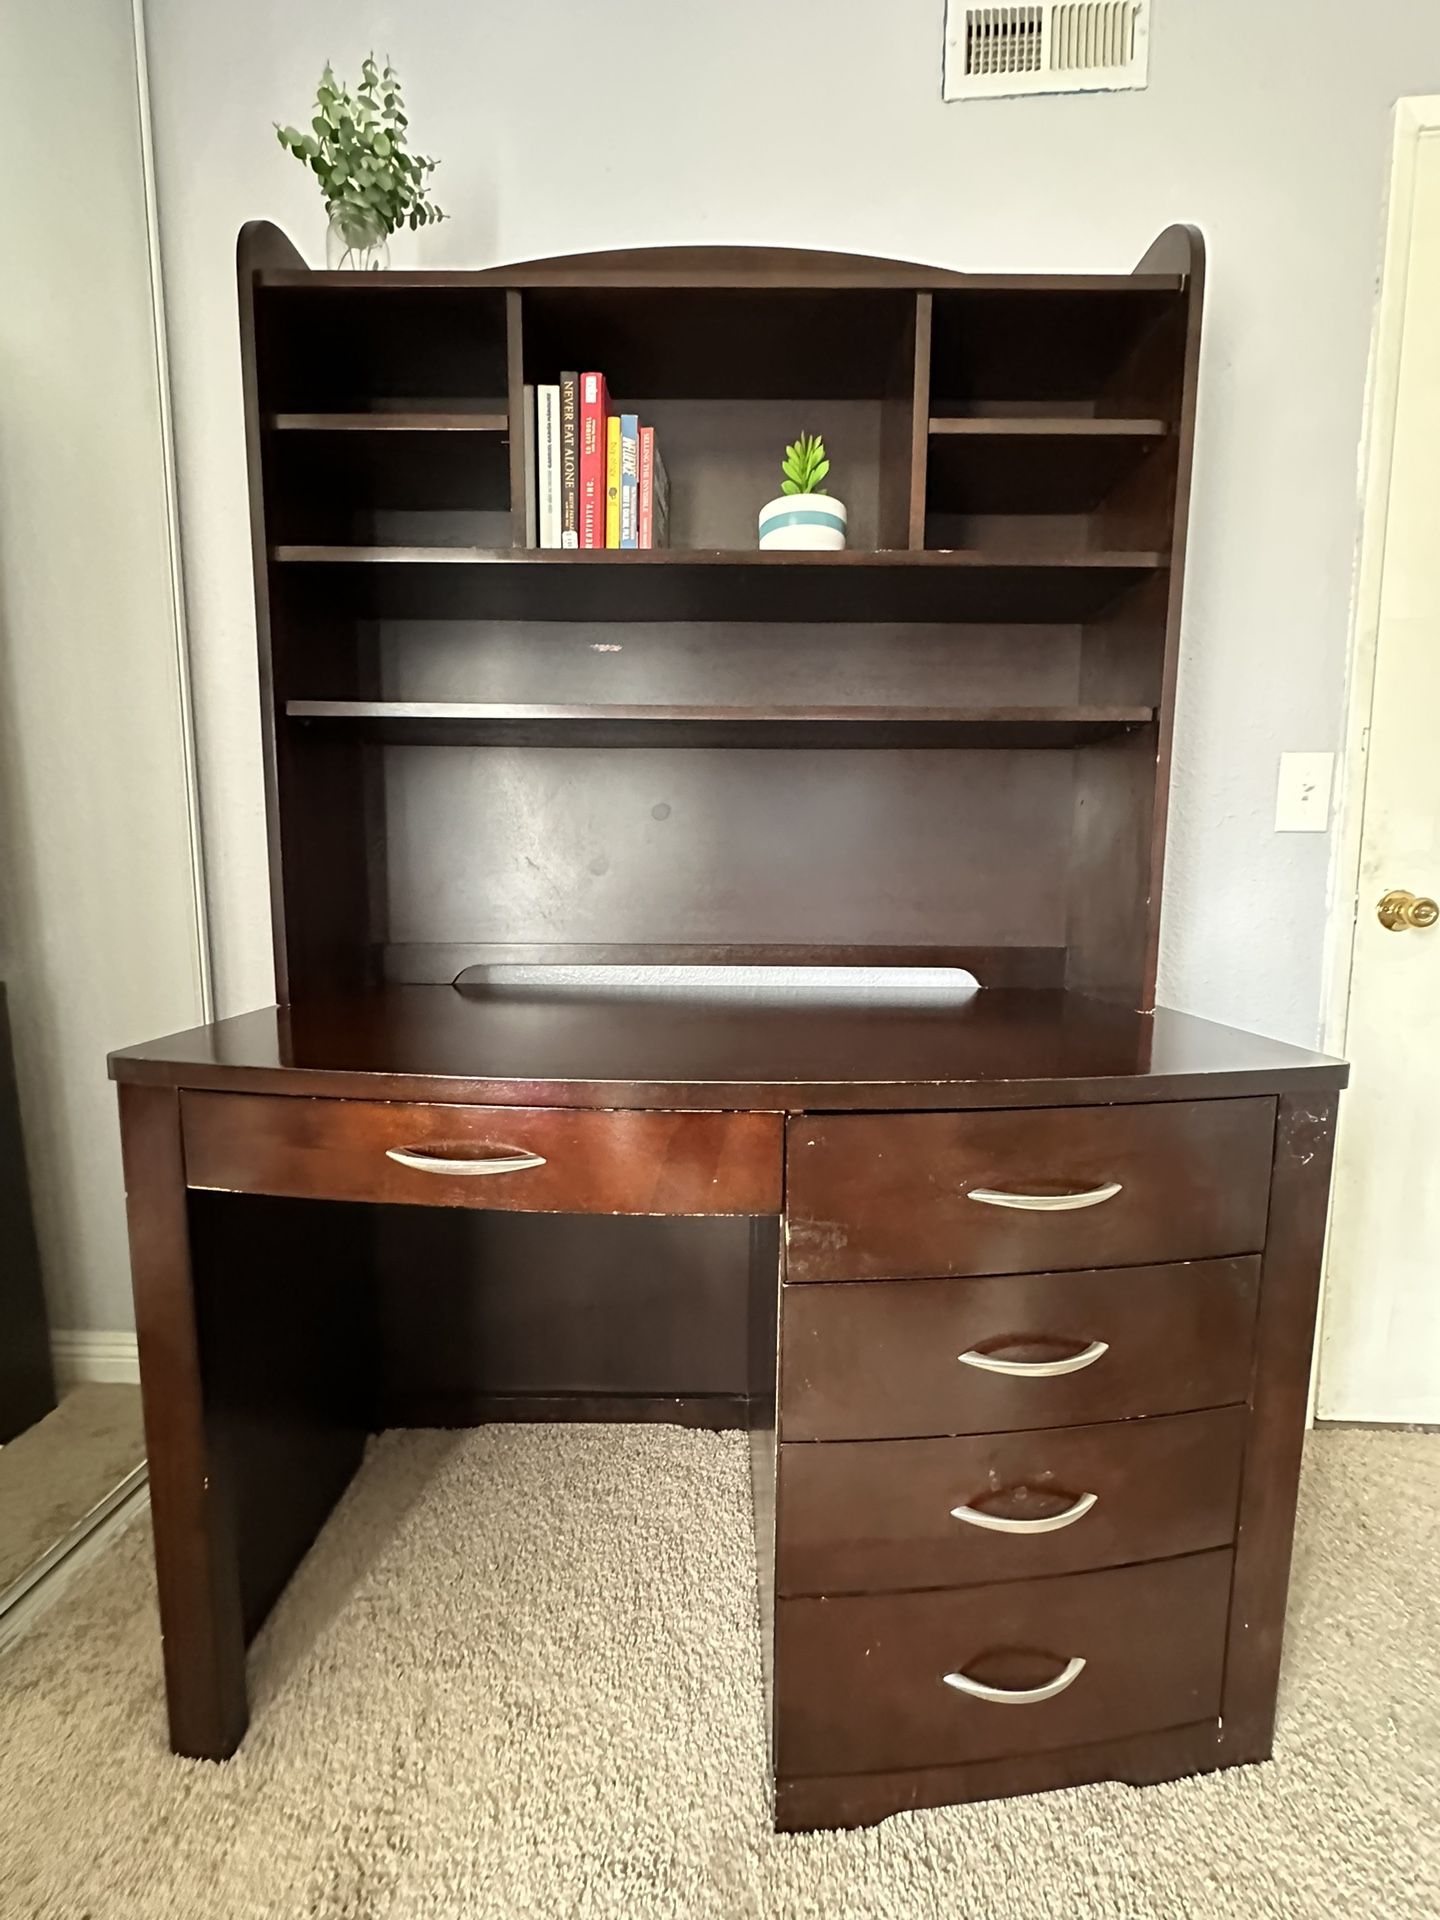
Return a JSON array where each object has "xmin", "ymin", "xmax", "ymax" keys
[
  {"xmin": 780, "ymin": 433, "xmax": 831, "ymax": 496},
  {"xmin": 759, "ymin": 433, "xmax": 848, "ymax": 551},
  {"xmin": 277, "ymin": 55, "xmax": 446, "ymax": 269}
]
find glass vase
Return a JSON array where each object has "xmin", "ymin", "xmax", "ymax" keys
[{"xmin": 326, "ymin": 206, "xmax": 391, "ymax": 272}]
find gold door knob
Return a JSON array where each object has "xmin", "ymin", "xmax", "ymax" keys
[{"xmin": 1377, "ymin": 888, "xmax": 1440, "ymax": 932}]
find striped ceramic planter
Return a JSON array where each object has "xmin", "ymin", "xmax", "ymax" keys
[{"xmin": 757, "ymin": 493, "xmax": 848, "ymax": 551}]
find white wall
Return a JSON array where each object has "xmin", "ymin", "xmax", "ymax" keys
[
  {"xmin": 143, "ymin": 0, "xmax": 1440, "ymax": 1046},
  {"xmin": 0, "ymin": 0, "xmax": 208, "ymax": 1332}
]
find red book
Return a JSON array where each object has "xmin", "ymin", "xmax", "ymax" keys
[
  {"xmin": 637, "ymin": 426, "xmax": 655, "ymax": 549},
  {"xmin": 578, "ymin": 371, "xmax": 608, "ymax": 550}
]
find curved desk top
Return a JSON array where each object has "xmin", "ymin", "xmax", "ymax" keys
[{"xmin": 109, "ymin": 985, "xmax": 1347, "ymax": 1113}]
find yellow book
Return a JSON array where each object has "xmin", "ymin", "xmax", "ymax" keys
[{"xmin": 605, "ymin": 415, "xmax": 622, "ymax": 548}]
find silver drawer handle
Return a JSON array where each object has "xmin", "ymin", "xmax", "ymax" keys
[
  {"xmin": 958, "ymin": 1340, "xmax": 1109, "ymax": 1378},
  {"xmin": 385, "ymin": 1145, "xmax": 547, "ymax": 1176},
  {"xmin": 968, "ymin": 1182, "xmax": 1122, "ymax": 1212},
  {"xmin": 943, "ymin": 1656, "xmax": 1087, "ymax": 1705},
  {"xmin": 951, "ymin": 1491, "xmax": 1098, "ymax": 1534}
]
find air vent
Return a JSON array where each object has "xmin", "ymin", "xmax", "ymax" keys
[{"xmin": 943, "ymin": 3, "xmax": 1151, "ymax": 100}]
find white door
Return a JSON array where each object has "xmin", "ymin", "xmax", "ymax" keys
[{"xmin": 1319, "ymin": 102, "xmax": 1440, "ymax": 1423}]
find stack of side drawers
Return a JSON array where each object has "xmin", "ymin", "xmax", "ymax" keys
[{"xmin": 774, "ymin": 1097, "xmax": 1277, "ymax": 1809}]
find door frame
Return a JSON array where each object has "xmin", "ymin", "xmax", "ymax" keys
[
  {"xmin": 1322, "ymin": 94, "xmax": 1440, "ymax": 1053},
  {"xmin": 1317, "ymin": 95, "xmax": 1440, "ymax": 1409}
]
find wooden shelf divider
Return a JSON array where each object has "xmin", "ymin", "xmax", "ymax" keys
[
  {"xmin": 269, "ymin": 411, "xmax": 509, "ymax": 432},
  {"xmin": 928, "ymin": 417, "xmax": 1169, "ymax": 438}
]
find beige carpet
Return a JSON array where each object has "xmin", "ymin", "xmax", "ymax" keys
[
  {"xmin": 0, "ymin": 1384, "xmax": 145, "ymax": 1600},
  {"xmin": 1, "ymin": 1424, "xmax": 1436, "ymax": 1919}
]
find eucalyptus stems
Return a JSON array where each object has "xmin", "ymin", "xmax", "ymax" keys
[{"xmin": 277, "ymin": 56, "xmax": 446, "ymax": 245}]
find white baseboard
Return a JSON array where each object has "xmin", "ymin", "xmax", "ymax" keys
[{"xmin": 51, "ymin": 1330, "xmax": 141, "ymax": 1387}]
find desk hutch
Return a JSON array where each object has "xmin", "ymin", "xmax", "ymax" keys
[{"xmin": 110, "ymin": 221, "xmax": 1347, "ymax": 1831}]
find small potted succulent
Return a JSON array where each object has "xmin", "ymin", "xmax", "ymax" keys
[
  {"xmin": 758, "ymin": 433, "xmax": 847, "ymax": 551},
  {"xmin": 277, "ymin": 56, "xmax": 446, "ymax": 270}
]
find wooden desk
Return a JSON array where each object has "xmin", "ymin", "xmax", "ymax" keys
[
  {"xmin": 110, "ymin": 985, "xmax": 1345, "ymax": 1830},
  {"xmin": 109, "ymin": 224, "xmax": 1349, "ymax": 1827}
]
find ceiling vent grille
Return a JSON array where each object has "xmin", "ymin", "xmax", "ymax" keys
[{"xmin": 943, "ymin": 3, "xmax": 1151, "ymax": 100}]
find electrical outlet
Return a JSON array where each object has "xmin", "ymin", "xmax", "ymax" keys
[{"xmin": 1275, "ymin": 752, "xmax": 1334, "ymax": 832}]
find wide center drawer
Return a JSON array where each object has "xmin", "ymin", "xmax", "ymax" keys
[
  {"xmin": 775, "ymin": 1551, "xmax": 1232, "ymax": 1778},
  {"xmin": 780, "ymin": 1257, "xmax": 1260, "ymax": 1439},
  {"xmin": 786, "ymin": 1098, "xmax": 1275, "ymax": 1281},
  {"xmin": 181, "ymin": 1093, "xmax": 783, "ymax": 1216},
  {"xmin": 776, "ymin": 1406, "xmax": 1247, "ymax": 1594}
]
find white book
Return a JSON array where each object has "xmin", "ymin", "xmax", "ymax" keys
[{"xmin": 536, "ymin": 384, "xmax": 561, "ymax": 549}]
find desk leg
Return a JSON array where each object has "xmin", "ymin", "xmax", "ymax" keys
[{"xmin": 119, "ymin": 1083, "xmax": 248, "ymax": 1759}]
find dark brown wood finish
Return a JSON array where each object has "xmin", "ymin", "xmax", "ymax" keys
[
  {"xmin": 785, "ymin": 1098, "xmax": 1276, "ymax": 1280},
  {"xmin": 181, "ymin": 1092, "xmax": 782, "ymax": 1215},
  {"xmin": 261, "ymin": 250, "xmax": 1183, "ymax": 292},
  {"xmin": 774, "ymin": 1550, "xmax": 1232, "ymax": 1776},
  {"xmin": 1117, "ymin": 226, "xmax": 1204, "ymax": 1007},
  {"xmin": 268, "ymin": 545, "xmax": 1164, "ymax": 623},
  {"xmin": 1219, "ymin": 1092, "xmax": 1340, "ymax": 1761},
  {"xmin": 504, "ymin": 290, "xmax": 527, "ymax": 547},
  {"xmin": 113, "ymin": 228, "xmax": 1349, "ymax": 1832},
  {"xmin": 778, "ymin": 1258, "xmax": 1262, "ymax": 1441},
  {"xmin": 774, "ymin": 1720, "xmax": 1229, "ymax": 1830},
  {"xmin": 110, "ymin": 987, "xmax": 1344, "ymax": 1112},
  {"xmin": 775, "ymin": 1406, "xmax": 1247, "ymax": 1593},
  {"xmin": 240, "ymin": 221, "xmax": 383, "ymax": 1003},
  {"xmin": 238, "ymin": 220, "xmax": 309, "ymax": 1003},
  {"xmin": 118, "ymin": 1083, "xmax": 247, "ymax": 1758},
  {"xmin": 285, "ymin": 699, "xmax": 1152, "ymax": 749}
]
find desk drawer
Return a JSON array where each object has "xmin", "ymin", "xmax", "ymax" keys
[
  {"xmin": 775, "ymin": 1550, "xmax": 1231, "ymax": 1777},
  {"xmin": 776, "ymin": 1406, "xmax": 1246, "ymax": 1594},
  {"xmin": 785, "ymin": 1099, "xmax": 1275, "ymax": 1281},
  {"xmin": 780, "ymin": 1258, "xmax": 1260, "ymax": 1440},
  {"xmin": 181, "ymin": 1093, "xmax": 782, "ymax": 1216}
]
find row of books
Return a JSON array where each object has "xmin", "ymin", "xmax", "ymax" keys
[{"xmin": 526, "ymin": 374, "xmax": 670, "ymax": 550}]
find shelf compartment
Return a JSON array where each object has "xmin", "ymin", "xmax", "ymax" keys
[
  {"xmin": 265, "ymin": 429, "xmax": 513, "ymax": 547},
  {"xmin": 521, "ymin": 288, "xmax": 917, "ymax": 400},
  {"xmin": 925, "ymin": 418, "xmax": 1168, "ymax": 516},
  {"xmin": 927, "ymin": 286, "xmax": 1183, "ymax": 413},
  {"xmin": 285, "ymin": 699, "xmax": 1154, "ymax": 749},
  {"xmin": 255, "ymin": 285, "xmax": 510, "ymax": 413},
  {"xmin": 923, "ymin": 413, "xmax": 1175, "ymax": 555},
  {"xmin": 270, "ymin": 547, "xmax": 1165, "ymax": 623},
  {"xmin": 360, "ymin": 620, "xmax": 1085, "ymax": 715}
]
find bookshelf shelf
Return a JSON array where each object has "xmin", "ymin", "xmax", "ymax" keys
[
  {"xmin": 927, "ymin": 417, "xmax": 1168, "ymax": 438},
  {"xmin": 256, "ymin": 264, "xmax": 1185, "ymax": 294},
  {"xmin": 271, "ymin": 545, "xmax": 1165, "ymax": 623},
  {"xmin": 270, "ymin": 410, "xmax": 510, "ymax": 433},
  {"xmin": 285, "ymin": 698, "xmax": 1155, "ymax": 750}
]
